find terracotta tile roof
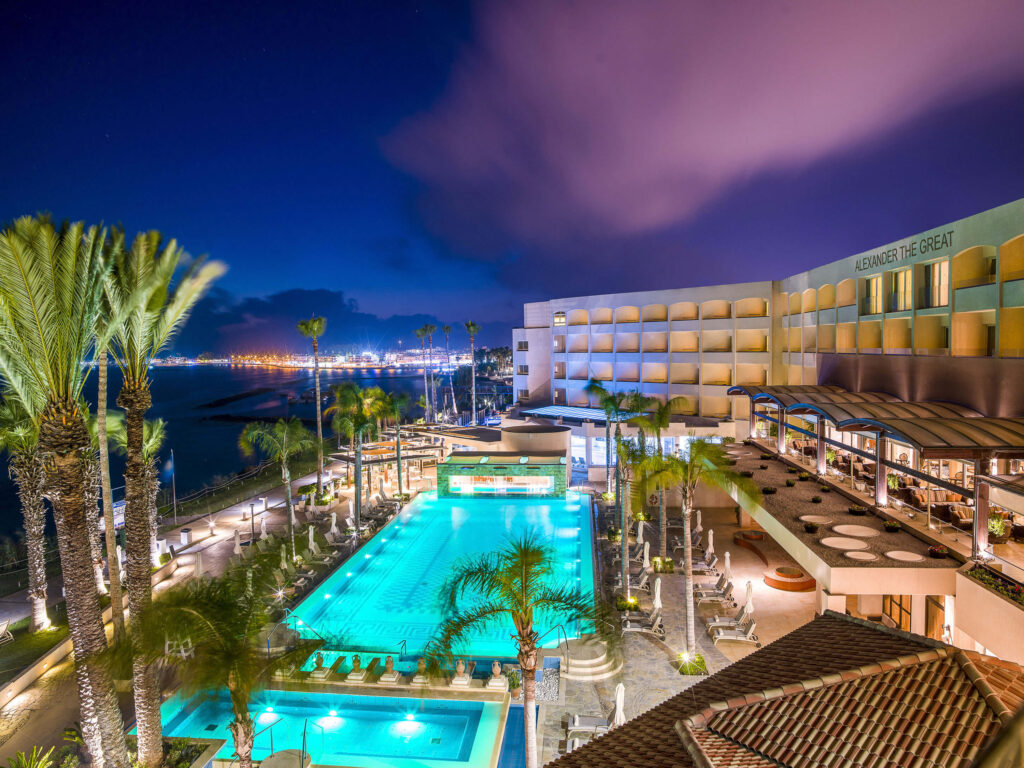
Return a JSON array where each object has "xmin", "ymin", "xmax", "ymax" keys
[{"xmin": 550, "ymin": 612, "xmax": 1023, "ymax": 768}]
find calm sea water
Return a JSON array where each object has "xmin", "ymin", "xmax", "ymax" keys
[{"xmin": 0, "ymin": 365, "xmax": 426, "ymax": 538}]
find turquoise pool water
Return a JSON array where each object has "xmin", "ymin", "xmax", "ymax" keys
[
  {"xmin": 154, "ymin": 690, "xmax": 503, "ymax": 767},
  {"xmin": 291, "ymin": 490, "xmax": 594, "ymax": 658}
]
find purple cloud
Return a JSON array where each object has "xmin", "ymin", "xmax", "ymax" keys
[{"xmin": 386, "ymin": 0, "xmax": 1024, "ymax": 254}]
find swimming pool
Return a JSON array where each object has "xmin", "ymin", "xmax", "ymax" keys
[
  {"xmin": 156, "ymin": 689, "xmax": 504, "ymax": 768},
  {"xmin": 290, "ymin": 490, "xmax": 594, "ymax": 658}
]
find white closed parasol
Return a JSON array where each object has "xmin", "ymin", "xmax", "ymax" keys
[
  {"xmin": 613, "ymin": 683, "xmax": 626, "ymax": 727},
  {"xmin": 642, "ymin": 541, "xmax": 650, "ymax": 570},
  {"xmin": 636, "ymin": 520, "xmax": 644, "ymax": 545},
  {"xmin": 745, "ymin": 580, "xmax": 754, "ymax": 614},
  {"xmin": 723, "ymin": 551, "xmax": 732, "ymax": 581},
  {"xmin": 260, "ymin": 515, "xmax": 268, "ymax": 540},
  {"xmin": 706, "ymin": 528, "xmax": 715, "ymax": 556},
  {"xmin": 233, "ymin": 530, "xmax": 242, "ymax": 556},
  {"xmin": 308, "ymin": 526, "xmax": 315, "ymax": 550},
  {"xmin": 329, "ymin": 511, "xmax": 339, "ymax": 537},
  {"xmin": 652, "ymin": 577, "xmax": 662, "ymax": 612},
  {"xmin": 280, "ymin": 545, "xmax": 287, "ymax": 570},
  {"xmin": 694, "ymin": 509, "xmax": 703, "ymax": 534}
]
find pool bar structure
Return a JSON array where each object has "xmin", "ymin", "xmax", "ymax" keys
[{"xmin": 437, "ymin": 451, "xmax": 569, "ymax": 497}]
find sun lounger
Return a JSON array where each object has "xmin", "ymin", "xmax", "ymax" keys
[
  {"xmin": 271, "ymin": 570, "xmax": 298, "ymax": 596},
  {"xmin": 705, "ymin": 606, "xmax": 750, "ymax": 633},
  {"xmin": 688, "ymin": 551, "xmax": 718, "ymax": 576},
  {"xmin": 711, "ymin": 619, "xmax": 759, "ymax": 647},
  {"xmin": 568, "ymin": 714, "xmax": 612, "ymax": 735},
  {"xmin": 622, "ymin": 609, "xmax": 666, "ymax": 640},
  {"xmin": 604, "ymin": 570, "xmax": 651, "ymax": 594},
  {"xmin": 694, "ymin": 574, "xmax": 728, "ymax": 598},
  {"xmin": 696, "ymin": 581, "xmax": 735, "ymax": 607}
]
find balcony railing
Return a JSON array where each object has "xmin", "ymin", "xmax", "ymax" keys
[
  {"xmin": 888, "ymin": 291, "xmax": 913, "ymax": 312},
  {"xmin": 860, "ymin": 296, "xmax": 883, "ymax": 315},
  {"xmin": 954, "ymin": 273, "xmax": 997, "ymax": 290}
]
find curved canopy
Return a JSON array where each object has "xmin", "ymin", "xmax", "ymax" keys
[
  {"xmin": 785, "ymin": 400, "xmax": 981, "ymax": 425},
  {"xmin": 726, "ymin": 384, "xmax": 844, "ymax": 406},
  {"xmin": 836, "ymin": 417, "xmax": 1024, "ymax": 459}
]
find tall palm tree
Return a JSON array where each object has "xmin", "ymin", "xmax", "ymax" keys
[
  {"xmin": 297, "ymin": 316, "xmax": 327, "ymax": 496},
  {"xmin": 431, "ymin": 534, "xmax": 593, "ymax": 768},
  {"xmin": 629, "ymin": 396, "xmax": 688, "ymax": 559},
  {"xmin": 464, "ymin": 320, "xmax": 480, "ymax": 425},
  {"xmin": 583, "ymin": 380, "xmax": 627, "ymax": 497},
  {"xmin": 0, "ymin": 216, "xmax": 129, "ymax": 768},
  {"xmin": 423, "ymin": 323, "xmax": 437, "ymax": 422},
  {"xmin": 442, "ymin": 324, "xmax": 458, "ymax": 420},
  {"xmin": 113, "ymin": 561, "xmax": 317, "ymax": 768},
  {"xmin": 623, "ymin": 390, "xmax": 655, "ymax": 448},
  {"xmin": 325, "ymin": 383, "xmax": 386, "ymax": 534},
  {"xmin": 105, "ymin": 230, "xmax": 224, "ymax": 768},
  {"xmin": 111, "ymin": 416, "xmax": 166, "ymax": 560},
  {"xmin": 239, "ymin": 418, "xmax": 314, "ymax": 560},
  {"xmin": 381, "ymin": 391, "xmax": 410, "ymax": 498},
  {"xmin": 414, "ymin": 327, "xmax": 430, "ymax": 421},
  {"xmin": 0, "ymin": 398, "xmax": 49, "ymax": 631},
  {"xmin": 616, "ymin": 438, "xmax": 647, "ymax": 598},
  {"xmin": 661, "ymin": 439, "xmax": 759, "ymax": 656},
  {"xmin": 95, "ymin": 345, "xmax": 124, "ymax": 638}
]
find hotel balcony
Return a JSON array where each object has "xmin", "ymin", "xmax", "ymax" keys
[
  {"xmin": 700, "ymin": 317, "xmax": 733, "ymax": 331},
  {"xmin": 642, "ymin": 320, "xmax": 669, "ymax": 332}
]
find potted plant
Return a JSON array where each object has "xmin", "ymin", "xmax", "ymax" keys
[
  {"xmin": 825, "ymin": 447, "xmax": 836, "ymax": 466},
  {"xmin": 849, "ymin": 504, "xmax": 868, "ymax": 516},
  {"xmin": 785, "ymin": 479, "xmax": 796, "ymax": 487},
  {"xmin": 887, "ymin": 474, "xmax": 900, "ymax": 493},
  {"xmin": 883, "ymin": 520, "xmax": 901, "ymax": 532},
  {"xmin": 740, "ymin": 470, "xmax": 754, "ymax": 478},
  {"xmin": 928, "ymin": 544, "xmax": 949, "ymax": 559},
  {"xmin": 803, "ymin": 522, "xmax": 820, "ymax": 533},
  {"xmin": 676, "ymin": 651, "xmax": 707, "ymax": 676},
  {"xmin": 798, "ymin": 472, "xmax": 810, "ymax": 481},
  {"xmin": 988, "ymin": 516, "xmax": 1009, "ymax": 545},
  {"xmin": 760, "ymin": 453, "xmax": 773, "ymax": 460},
  {"xmin": 819, "ymin": 486, "xmax": 831, "ymax": 493},
  {"xmin": 787, "ymin": 467, "xmax": 798, "ymax": 474},
  {"xmin": 506, "ymin": 669, "xmax": 522, "ymax": 698},
  {"xmin": 811, "ymin": 496, "xmax": 822, "ymax": 504},
  {"xmin": 761, "ymin": 486, "xmax": 777, "ymax": 495},
  {"xmin": 759, "ymin": 463, "xmax": 768, "ymax": 470}
]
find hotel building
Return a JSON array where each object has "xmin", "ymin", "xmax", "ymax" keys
[{"xmin": 511, "ymin": 198, "xmax": 1024, "ymax": 665}]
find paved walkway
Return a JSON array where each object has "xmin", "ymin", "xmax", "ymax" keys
[{"xmin": 0, "ymin": 460, "xmax": 435, "ymax": 759}]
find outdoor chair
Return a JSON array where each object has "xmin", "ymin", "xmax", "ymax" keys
[
  {"xmin": 696, "ymin": 581, "xmax": 735, "ymax": 607},
  {"xmin": 604, "ymin": 569, "xmax": 651, "ymax": 594},
  {"xmin": 711, "ymin": 617, "xmax": 759, "ymax": 647},
  {"xmin": 689, "ymin": 550, "xmax": 718, "ymax": 576},
  {"xmin": 0, "ymin": 618, "xmax": 16, "ymax": 646},
  {"xmin": 694, "ymin": 574, "xmax": 728, "ymax": 598},
  {"xmin": 164, "ymin": 634, "xmax": 194, "ymax": 659},
  {"xmin": 705, "ymin": 605, "xmax": 750, "ymax": 632},
  {"xmin": 271, "ymin": 570, "xmax": 298, "ymax": 597},
  {"xmin": 622, "ymin": 608, "xmax": 666, "ymax": 640},
  {"xmin": 568, "ymin": 713, "xmax": 613, "ymax": 735}
]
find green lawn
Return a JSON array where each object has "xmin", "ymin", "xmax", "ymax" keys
[{"xmin": 0, "ymin": 611, "xmax": 70, "ymax": 686}]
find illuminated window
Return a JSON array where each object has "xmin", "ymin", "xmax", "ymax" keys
[
  {"xmin": 517, "ymin": 365, "xmax": 529, "ymax": 375},
  {"xmin": 516, "ymin": 340, "xmax": 529, "ymax": 351},
  {"xmin": 889, "ymin": 269, "xmax": 911, "ymax": 311},
  {"xmin": 862, "ymin": 276, "xmax": 882, "ymax": 315},
  {"xmin": 517, "ymin": 389, "xmax": 529, "ymax": 399},
  {"xmin": 923, "ymin": 261, "xmax": 949, "ymax": 308},
  {"xmin": 553, "ymin": 312, "xmax": 566, "ymax": 327},
  {"xmin": 882, "ymin": 594, "xmax": 912, "ymax": 632}
]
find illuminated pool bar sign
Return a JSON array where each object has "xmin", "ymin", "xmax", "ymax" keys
[{"xmin": 437, "ymin": 451, "xmax": 568, "ymax": 498}]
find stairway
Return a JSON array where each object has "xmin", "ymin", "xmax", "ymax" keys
[{"xmin": 560, "ymin": 639, "xmax": 622, "ymax": 681}]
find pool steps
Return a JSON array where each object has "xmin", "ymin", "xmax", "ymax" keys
[{"xmin": 560, "ymin": 641, "xmax": 622, "ymax": 682}]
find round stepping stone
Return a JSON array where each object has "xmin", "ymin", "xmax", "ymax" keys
[
  {"xmin": 846, "ymin": 551, "xmax": 877, "ymax": 561},
  {"xmin": 832, "ymin": 524, "xmax": 879, "ymax": 538},
  {"xmin": 885, "ymin": 550, "xmax": 925, "ymax": 562},
  {"xmin": 820, "ymin": 536, "xmax": 868, "ymax": 551},
  {"xmin": 799, "ymin": 515, "xmax": 832, "ymax": 524}
]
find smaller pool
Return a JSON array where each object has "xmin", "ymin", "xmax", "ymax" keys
[{"xmin": 153, "ymin": 689, "xmax": 505, "ymax": 768}]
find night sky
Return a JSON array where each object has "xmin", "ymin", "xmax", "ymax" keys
[{"xmin": 4, "ymin": 0, "xmax": 1024, "ymax": 353}]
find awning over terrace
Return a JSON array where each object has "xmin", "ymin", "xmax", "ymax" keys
[
  {"xmin": 835, "ymin": 417, "xmax": 1024, "ymax": 460},
  {"xmin": 785, "ymin": 400, "xmax": 982, "ymax": 426}
]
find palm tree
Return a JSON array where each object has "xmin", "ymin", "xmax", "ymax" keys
[
  {"xmin": 297, "ymin": 316, "xmax": 327, "ymax": 496},
  {"xmin": 616, "ymin": 438, "xmax": 648, "ymax": 598},
  {"xmin": 583, "ymin": 380, "xmax": 627, "ymax": 498},
  {"xmin": 105, "ymin": 230, "xmax": 224, "ymax": 768},
  {"xmin": 0, "ymin": 216, "xmax": 129, "ymax": 767},
  {"xmin": 431, "ymin": 534, "xmax": 593, "ymax": 768},
  {"xmin": 423, "ymin": 323, "xmax": 437, "ymax": 421},
  {"xmin": 0, "ymin": 398, "xmax": 49, "ymax": 631},
  {"xmin": 239, "ymin": 418, "xmax": 314, "ymax": 560},
  {"xmin": 464, "ymin": 320, "xmax": 480, "ymax": 425},
  {"xmin": 414, "ymin": 327, "xmax": 430, "ymax": 421},
  {"xmin": 113, "ymin": 561, "xmax": 317, "ymax": 768},
  {"xmin": 95, "ymin": 345, "xmax": 124, "ymax": 638},
  {"xmin": 110, "ymin": 417, "xmax": 166, "ymax": 558},
  {"xmin": 325, "ymin": 383, "xmax": 386, "ymax": 534},
  {"xmin": 442, "ymin": 324, "xmax": 458, "ymax": 420},
  {"xmin": 662, "ymin": 439, "xmax": 759, "ymax": 656},
  {"xmin": 623, "ymin": 390, "xmax": 655, "ymax": 448},
  {"xmin": 381, "ymin": 391, "xmax": 410, "ymax": 498},
  {"xmin": 629, "ymin": 396, "xmax": 688, "ymax": 559}
]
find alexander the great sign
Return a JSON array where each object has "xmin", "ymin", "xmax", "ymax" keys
[{"xmin": 854, "ymin": 229, "xmax": 955, "ymax": 272}]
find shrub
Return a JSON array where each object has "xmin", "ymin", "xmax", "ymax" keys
[
  {"xmin": 606, "ymin": 527, "xmax": 621, "ymax": 543},
  {"xmin": 883, "ymin": 520, "xmax": 901, "ymax": 532},
  {"xmin": 811, "ymin": 496, "xmax": 822, "ymax": 503},
  {"xmin": 760, "ymin": 453, "xmax": 773, "ymax": 460},
  {"xmin": 928, "ymin": 545, "xmax": 948, "ymax": 559},
  {"xmin": 722, "ymin": 437, "xmax": 736, "ymax": 445},
  {"xmin": 676, "ymin": 652, "xmax": 708, "ymax": 676},
  {"xmin": 968, "ymin": 566, "xmax": 1024, "ymax": 606},
  {"xmin": 653, "ymin": 557, "xmax": 675, "ymax": 573},
  {"xmin": 740, "ymin": 470, "xmax": 755, "ymax": 478},
  {"xmin": 297, "ymin": 483, "xmax": 316, "ymax": 496},
  {"xmin": 506, "ymin": 669, "xmax": 522, "ymax": 691},
  {"xmin": 759, "ymin": 463, "xmax": 768, "ymax": 469},
  {"xmin": 988, "ymin": 516, "xmax": 1008, "ymax": 537},
  {"xmin": 803, "ymin": 522, "xmax": 819, "ymax": 533},
  {"xmin": 785, "ymin": 479, "xmax": 796, "ymax": 487},
  {"xmin": 158, "ymin": 552, "xmax": 171, "ymax": 566},
  {"xmin": 761, "ymin": 486, "xmax": 777, "ymax": 495},
  {"xmin": 615, "ymin": 595, "xmax": 639, "ymax": 611},
  {"xmin": 787, "ymin": 467, "xmax": 798, "ymax": 474},
  {"xmin": 601, "ymin": 491, "xmax": 615, "ymax": 502},
  {"xmin": 798, "ymin": 472, "xmax": 810, "ymax": 481},
  {"xmin": 849, "ymin": 505, "xmax": 868, "ymax": 516},
  {"xmin": 820, "ymin": 486, "xmax": 831, "ymax": 493}
]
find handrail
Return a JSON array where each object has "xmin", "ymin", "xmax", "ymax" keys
[{"xmin": 254, "ymin": 715, "xmax": 282, "ymax": 755}]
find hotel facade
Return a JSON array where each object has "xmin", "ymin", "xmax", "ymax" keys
[{"xmin": 510, "ymin": 198, "xmax": 1024, "ymax": 665}]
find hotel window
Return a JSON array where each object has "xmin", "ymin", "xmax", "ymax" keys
[
  {"xmin": 882, "ymin": 594, "xmax": 912, "ymax": 632},
  {"xmin": 862, "ymin": 276, "xmax": 882, "ymax": 315},
  {"xmin": 922, "ymin": 261, "xmax": 949, "ymax": 308},
  {"xmin": 553, "ymin": 311, "xmax": 566, "ymax": 327},
  {"xmin": 889, "ymin": 269, "xmax": 911, "ymax": 312},
  {"xmin": 516, "ymin": 340, "xmax": 529, "ymax": 351},
  {"xmin": 517, "ymin": 388, "xmax": 529, "ymax": 400},
  {"xmin": 516, "ymin": 364, "xmax": 529, "ymax": 375}
]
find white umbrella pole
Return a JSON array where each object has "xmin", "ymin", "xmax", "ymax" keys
[{"xmin": 707, "ymin": 528, "xmax": 714, "ymax": 556}]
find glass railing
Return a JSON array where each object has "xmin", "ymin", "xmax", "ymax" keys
[
  {"xmin": 888, "ymin": 292, "xmax": 913, "ymax": 312},
  {"xmin": 954, "ymin": 273, "xmax": 997, "ymax": 290},
  {"xmin": 860, "ymin": 297, "xmax": 883, "ymax": 315}
]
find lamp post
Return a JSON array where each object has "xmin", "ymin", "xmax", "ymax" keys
[{"xmin": 250, "ymin": 503, "xmax": 256, "ymax": 543}]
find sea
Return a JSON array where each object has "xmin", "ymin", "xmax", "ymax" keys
[{"xmin": 0, "ymin": 365, "xmax": 427, "ymax": 539}]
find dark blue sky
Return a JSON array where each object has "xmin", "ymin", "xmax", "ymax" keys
[{"xmin": 3, "ymin": 0, "xmax": 1024, "ymax": 353}]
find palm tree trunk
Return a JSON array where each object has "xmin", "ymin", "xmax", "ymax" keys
[
  {"xmin": 312, "ymin": 337, "xmax": 323, "ymax": 496},
  {"xmin": 12, "ymin": 453, "xmax": 50, "ymax": 632},
  {"xmin": 229, "ymin": 693, "xmax": 255, "ymax": 768},
  {"xmin": 84, "ymin": 458, "xmax": 108, "ymax": 596},
  {"xmin": 519, "ymin": 644, "xmax": 539, "ymax": 768},
  {"xmin": 658, "ymin": 489, "xmax": 667, "ymax": 560},
  {"xmin": 604, "ymin": 421, "xmax": 611, "ymax": 495},
  {"xmin": 682, "ymin": 499, "xmax": 696, "ymax": 656},
  {"xmin": 75, "ymin": 662, "xmax": 104, "ymax": 768},
  {"xmin": 40, "ymin": 405, "xmax": 129, "ymax": 768},
  {"xmin": 118, "ymin": 384, "xmax": 163, "ymax": 768},
  {"xmin": 427, "ymin": 341, "xmax": 435, "ymax": 421},
  {"xmin": 469, "ymin": 337, "xmax": 476, "ymax": 425},
  {"xmin": 621, "ymin": 477, "xmax": 630, "ymax": 599},
  {"xmin": 420, "ymin": 345, "xmax": 430, "ymax": 421},
  {"xmin": 284, "ymin": 464, "xmax": 295, "ymax": 559},
  {"xmin": 395, "ymin": 420, "xmax": 403, "ymax": 497},
  {"xmin": 446, "ymin": 339, "xmax": 457, "ymax": 419},
  {"xmin": 97, "ymin": 350, "xmax": 125, "ymax": 638},
  {"xmin": 354, "ymin": 433, "xmax": 363, "ymax": 534}
]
